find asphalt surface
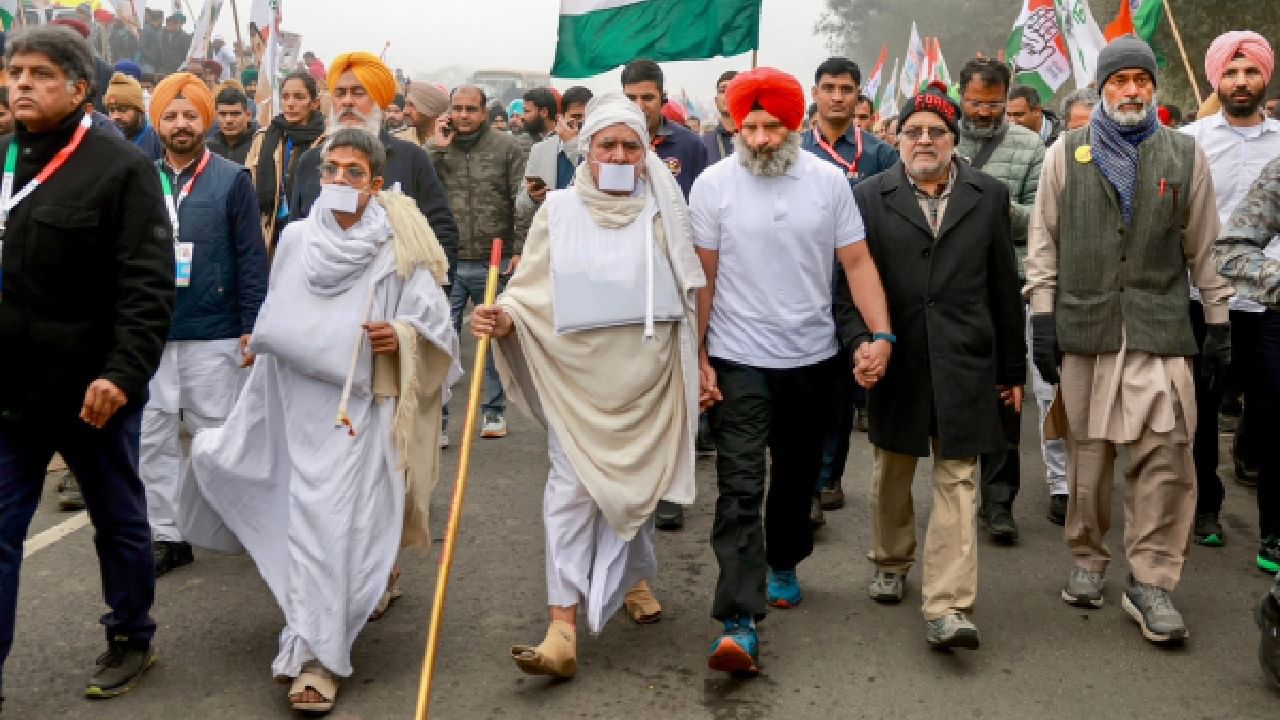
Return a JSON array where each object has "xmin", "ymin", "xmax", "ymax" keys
[{"xmin": 6, "ymin": 334, "xmax": 1280, "ymax": 719}]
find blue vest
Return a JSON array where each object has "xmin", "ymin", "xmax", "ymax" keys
[{"xmin": 160, "ymin": 152, "xmax": 249, "ymax": 341}]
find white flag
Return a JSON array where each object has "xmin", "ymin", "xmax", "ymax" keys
[
  {"xmin": 187, "ymin": 0, "xmax": 225, "ymax": 64},
  {"xmin": 899, "ymin": 23, "xmax": 926, "ymax": 99},
  {"xmin": 110, "ymin": 0, "xmax": 142, "ymax": 26},
  {"xmin": 881, "ymin": 57, "xmax": 900, "ymax": 111},
  {"xmin": 1055, "ymin": 0, "xmax": 1107, "ymax": 90}
]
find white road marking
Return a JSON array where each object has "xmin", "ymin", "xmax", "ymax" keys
[{"xmin": 23, "ymin": 512, "xmax": 90, "ymax": 558}]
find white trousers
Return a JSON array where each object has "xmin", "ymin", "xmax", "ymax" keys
[
  {"xmin": 544, "ymin": 429, "xmax": 657, "ymax": 634},
  {"xmin": 1027, "ymin": 311, "xmax": 1068, "ymax": 496},
  {"xmin": 140, "ymin": 339, "xmax": 243, "ymax": 542}
]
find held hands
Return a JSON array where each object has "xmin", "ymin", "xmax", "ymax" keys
[
  {"xmin": 239, "ymin": 334, "xmax": 256, "ymax": 368},
  {"xmin": 471, "ymin": 305, "xmax": 513, "ymax": 339},
  {"xmin": 699, "ymin": 354, "xmax": 723, "ymax": 412},
  {"xmin": 999, "ymin": 385, "xmax": 1023, "ymax": 414},
  {"xmin": 80, "ymin": 379, "xmax": 127, "ymax": 429},
  {"xmin": 363, "ymin": 322, "xmax": 399, "ymax": 354},
  {"xmin": 853, "ymin": 339, "xmax": 892, "ymax": 389}
]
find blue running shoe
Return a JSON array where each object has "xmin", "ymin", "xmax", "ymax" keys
[
  {"xmin": 707, "ymin": 617, "xmax": 759, "ymax": 676},
  {"xmin": 767, "ymin": 568, "xmax": 802, "ymax": 609}
]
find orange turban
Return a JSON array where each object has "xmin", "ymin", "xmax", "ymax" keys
[
  {"xmin": 725, "ymin": 67, "xmax": 806, "ymax": 131},
  {"xmin": 149, "ymin": 72, "xmax": 214, "ymax": 129},
  {"xmin": 327, "ymin": 52, "xmax": 398, "ymax": 109}
]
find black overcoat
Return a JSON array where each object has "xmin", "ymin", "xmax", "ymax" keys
[{"xmin": 838, "ymin": 161, "xmax": 1026, "ymax": 458}]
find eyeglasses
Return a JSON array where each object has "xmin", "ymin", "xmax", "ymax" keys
[
  {"xmin": 319, "ymin": 162, "xmax": 369, "ymax": 183},
  {"xmin": 962, "ymin": 99, "xmax": 1006, "ymax": 112},
  {"xmin": 900, "ymin": 127, "xmax": 950, "ymax": 141}
]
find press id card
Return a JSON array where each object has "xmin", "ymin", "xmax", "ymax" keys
[{"xmin": 175, "ymin": 242, "xmax": 194, "ymax": 288}]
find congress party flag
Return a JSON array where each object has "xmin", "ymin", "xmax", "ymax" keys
[{"xmin": 1006, "ymin": 0, "xmax": 1073, "ymax": 102}]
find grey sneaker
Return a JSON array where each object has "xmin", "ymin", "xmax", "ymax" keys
[
  {"xmin": 480, "ymin": 413, "xmax": 508, "ymax": 438},
  {"xmin": 925, "ymin": 611, "xmax": 980, "ymax": 649},
  {"xmin": 1122, "ymin": 578, "xmax": 1187, "ymax": 644},
  {"xmin": 56, "ymin": 472, "xmax": 85, "ymax": 511},
  {"xmin": 868, "ymin": 569, "xmax": 904, "ymax": 604},
  {"xmin": 1061, "ymin": 566, "xmax": 1105, "ymax": 608},
  {"xmin": 85, "ymin": 637, "xmax": 155, "ymax": 699}
]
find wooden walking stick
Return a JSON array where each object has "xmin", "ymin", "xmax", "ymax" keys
[
  {"xmin": 414, "ymin": 238, "xmax": 504, "ymax": 719},
  {"xmin": 1161, "ymin": 0, "xmax": 1204, "ymax": 106}
]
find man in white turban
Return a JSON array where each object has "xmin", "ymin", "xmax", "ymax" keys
[{"xmin": 472, "ymin": 93, "xmax": 706, "ymax": 680}]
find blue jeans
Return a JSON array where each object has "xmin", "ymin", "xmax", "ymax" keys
[
  {"xmin": 447, "ymin": 259, "xmax": 507, "ymax": 418},
  {"xmin": 0, "ymin": 406, "xmax": 156, "ymax": 689}
]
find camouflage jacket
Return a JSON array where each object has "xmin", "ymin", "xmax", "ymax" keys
[
  {"xmin": 427, "ymin": 124, "xmax": 526, "ymax": 259},
  {"xmin": 1215, "ymin": 155, "xmax": 1280, "ymax": 309}
]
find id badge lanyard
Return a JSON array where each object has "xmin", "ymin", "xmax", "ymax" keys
[
  {"xmin": 0, "ymin": 113, "xmax": 93, "ymax": 301},
  {"xmin": 158, "ymin": 149, "xmax": 212, "ymax": 288},
  {"xmin": 813, "ymin": 126, "xmax": 864, "ymax": 180}
]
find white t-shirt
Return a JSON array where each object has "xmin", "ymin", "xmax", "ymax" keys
[{"xmin": 690, "ymin": 148, "xmax": 865, "ymax": 369}]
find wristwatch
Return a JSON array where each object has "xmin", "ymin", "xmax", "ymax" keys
[{"xmin": 872, "ymin": 332, "xmax": 897, "ymax": 344}]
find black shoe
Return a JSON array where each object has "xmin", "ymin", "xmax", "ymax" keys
[
  {"xmin": 809, "ymin": 496, "xmax": 826, "ymax": 529},
  {"xmin": 153, "ymin": 541, "xmax": 193, "ymax": 577},
  {"xmin": 655, "ymin": 500, "xmax": 684, "ymax": 531},
  {"xmin": 696, "ymin": 420, "xmax": 716, "ymax": 457},
  {"xmin": 1193, "ymin": 513, "xmax": 1225, "ymax": 547},
  {"xmin": 1047, "ymin": 494, "xmax": 1067, "ymax": 526},
  {"xmin": 1257, "ymin": 589, "xmax": 1280, "ymax": 689},
  {"xmin": 981, "ymin": 506, "xmax": 1019, "ymax": 545},
  {"xmin": 854, "ymin": 409, "xmax": 869, "ymax": 433},
  {"xmin": 85, "ymin": 636, "xmax": 155, "ymax": 699},
  {"xmin": 1234, "ymin": 443, "xmax": 1260, "ymax": 488},
  {"xmin": 818, "ymin": 480, "xmax": 845, "ymax": 510}
]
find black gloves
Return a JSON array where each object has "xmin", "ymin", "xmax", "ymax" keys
[
  {"xmin": 1200, "ymin": 323, "xmax": 1232, "ymax": 389},
  {"xmin": 1030, "ymin": 313, "xmax": 1061, "ymax": 385}
]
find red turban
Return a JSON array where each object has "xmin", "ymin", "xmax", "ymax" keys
[
  {"xmin": 327, "ymin": 52, "xmax": 398, "ymax": 109},
  {"xmin": 1205, "ymin": 31, "xmax": 1274, "ymax": 90},
  {"xmin": 52, "ymin": 19, "xmax": 90, "ymax": 39},
  {"xmin": 725, "ymin": 67, "xmax": 805, "ymax": 131}
]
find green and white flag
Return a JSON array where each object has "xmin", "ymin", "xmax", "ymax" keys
[
  {"xmin": 1006, "ymin": 0, "xmax": 1072, "ymax": 103},
  {"xmin": 0, "ymin": 0, "xmax": 18, "ymax": 30},
  {"xmin": 1128, "ymin": 0, "xmax": 1164, "ymax": 42},
  {"xmin": 1055, "ymin": 0, "xmax": 1106, "ymax": 90},
  {"xmin": 552, "ymin": 0, "xmax": 762, "ymax": 79}
]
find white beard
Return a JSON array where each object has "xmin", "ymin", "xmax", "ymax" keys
[
  {"xmin": 1103, "ymin": 92, "xmax": 1159, "ymax": 127},
  {"xmin": 733, "ymin": 131, "xmax": 801, "ymax": 177},
  {"xmin": 328, "ymin": 105, "xmax": 384, "ymax": 135}
]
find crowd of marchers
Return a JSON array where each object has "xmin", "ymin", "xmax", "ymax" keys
[{"xmin": 0, "ymin": 16, "xmax": 1278, "ymax": 718}]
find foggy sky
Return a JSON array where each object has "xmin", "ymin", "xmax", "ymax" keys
[{"xmin": 207, "ymin": 0, "xmax": 832, "ymax": 115}]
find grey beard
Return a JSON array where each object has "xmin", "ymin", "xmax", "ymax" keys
[
  {"xmin": 328, "ymin": 105, "xmax": 384, "ymax": 135},
  {"xmin": 1103, "ymin": 92, "xmax": 1158, "ymax": 127},
  {"xmin": 960, "ymin": 116, "xmax": 1003, "ymax": 140},
  {"xmin": 733, "ymin": 132, "xmax": 801, "ymax": 177}
]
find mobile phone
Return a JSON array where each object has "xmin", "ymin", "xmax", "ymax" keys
[{"xmin": 526, "ymin": 176, "xmax": 547, "ymax": 191}]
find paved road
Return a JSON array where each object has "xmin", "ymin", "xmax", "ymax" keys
[{"xmin": 7, "ymin": 336, "xmax": 1280, "ymax": 719}]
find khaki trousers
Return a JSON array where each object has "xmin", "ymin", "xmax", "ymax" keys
[
  {"xmin": 1064, "ymin": 433, "xmax": 1195, "ymax": 591},
  {"xmin": 869, "ymin": 441, "xmax": 979, "ymax": 620}
]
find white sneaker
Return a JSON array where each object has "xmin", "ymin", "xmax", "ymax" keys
[
  {"xmin": 481, "ymin": 414, "xmax": 508, "ymax": 438},
  {"xmin": 440, "ymin": 432, "xmax": 450, "ymax": 449}
]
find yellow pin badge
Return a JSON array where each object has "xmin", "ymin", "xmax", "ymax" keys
[{"xmin": 1075, "ymin": 145, "xmax": 1093, "ymax": 164}]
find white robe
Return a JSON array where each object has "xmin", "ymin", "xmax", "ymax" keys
[{"xmin": 190, "ymin": 202, "xmax": 459, "ymax": 679}]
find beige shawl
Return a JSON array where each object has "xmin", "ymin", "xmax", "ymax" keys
[{"xmin": 494, "ymin": 163, "xmax": 705, "ymax": 541}]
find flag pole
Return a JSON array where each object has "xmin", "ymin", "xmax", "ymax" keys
[
  {"xmin": 413, "ymin": 238, "xmax": 504, "ymax": 720},
  {"xmin": 1160, "ymin": 0, "xmax": 1203, "ymax": 105},
  {"xmin": 229, "ymin": 0, "xmax": 246, "ymax": 68}
]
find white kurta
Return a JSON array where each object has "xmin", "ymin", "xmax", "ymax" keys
[
  {"xmin": 190, "ymin": 204, "xmax": 459, "ymax": 679},
  {"xmin": 141, "ymin": 338, "xmax": 244, "ymax": 543}
]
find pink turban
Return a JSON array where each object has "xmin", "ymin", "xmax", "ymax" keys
[{"xmin": 1205, "ymin": 31, "xmax": 1273, "ymax": 90}]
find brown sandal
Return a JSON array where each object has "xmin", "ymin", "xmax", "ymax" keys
[
  {"xmin": 368, "ymin": 567, "xmax": 403, "ymax": 622},
  {"xmin": 624, "ymin": 580, "xmax": 662, "ymax": 624}
]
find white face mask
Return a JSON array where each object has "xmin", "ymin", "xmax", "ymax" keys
[
  {"xmin": 315, "ymin": 183, "xmax": 361, "ymax": 213},
  {"xmin": 596, "ymin": 161, "xmax": 639, "ymax": 193}
]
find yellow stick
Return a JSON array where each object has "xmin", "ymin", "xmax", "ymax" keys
[
  {"xmin": 413, "ymin": 239, "xmax": 503, "ymax": 719},
  {"xmin": 1160, "ymin": 0, "xmax": 1203, "ymax": 106}
]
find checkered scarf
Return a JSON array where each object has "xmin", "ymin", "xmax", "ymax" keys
[{"xmin": 1089, "ymin": 103, "xmax": 1160, "ymax": 225}]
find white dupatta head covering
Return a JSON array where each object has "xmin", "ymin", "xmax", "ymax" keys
[{"xmin": 574, "ymin": 93, "xmax": 699, "ymax": 339}]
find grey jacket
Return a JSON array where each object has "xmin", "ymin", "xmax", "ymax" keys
[{"xmin": 957, "ymin": 120, "xmax": 1045, "ymax": 255}]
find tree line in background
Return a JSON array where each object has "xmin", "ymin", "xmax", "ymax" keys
[{"xmin": 817, "ymin": 0, "xmax": 1279, "ymax": 115}]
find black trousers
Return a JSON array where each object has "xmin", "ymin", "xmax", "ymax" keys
[
  {"xmin": 1190, "ymin": 301, "xmax": 1226, "ymax": 515},
  {"xmin": 709, "ymin": 354, "xmax": 839, "ymax": 621},
  {"xmin": 979, "ymin": 401, "xmax": 1022, "ymax": 510},
  {"xmin": 1253, "ymin": 310, "xmax": 1280, "ymax": 539},
  {"xmin": 0, "ymin": 406, "xmax": 156, "ymax": 687},
  {"xmin": 816, "ymin": 353, "xmax": 855, "ymax": 491}
]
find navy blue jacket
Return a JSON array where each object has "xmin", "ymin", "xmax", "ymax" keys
[
  {"xmin": 701, "ymin": 125, "xmax": 735, "ymax": 163},
  {"xmin": 157, "ymin": 151, "xmax": 268, "ymax": 341},
  {"xmin": 130, "ymin": 120, "xmax": 165, "ymax": 162},
  {"xmin": 653, "ymin": 118, "xmax": 710, "ymax": 200},
  {"xmin": 800, "ymin": 125, "xmax": 898, "ymax": 189}
]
